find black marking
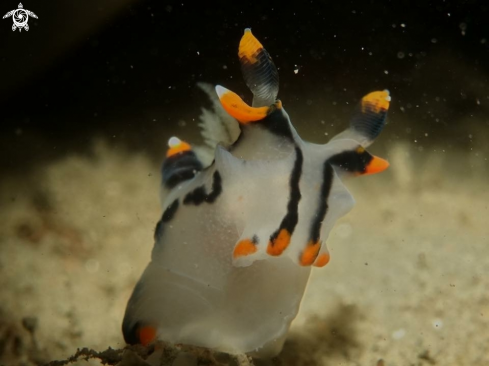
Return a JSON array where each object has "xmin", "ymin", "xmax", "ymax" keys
[
  {"xmin": 328, "ymin": 148, "xmax": 374, "ymax": 174},
  {"xmin": 184, "ymin": 171, "xmax": 222, "ymax": 206},
  {"xmin": 269, "ymin": 147, "xmax": 303, "ymax": 245},
  {"xmin": 162, "ymin": 151, "xmax": 203, "ymax": 189},
  {"xmin": 183, "ymin": 186, "xmax": 206, "ymax": 205},
  {"xmin": 257, "ymin": 106, "xmax": 294, "ymax": 140},
  {"xmin": 153, "ymin": 199, "xmax": 179, "ymax": 241},
  {"xmin": 162, "ymin": 199, "xmax": 179, "ymax": 222},
  {"xmin": 350, "ymin": 103, "xmax": 387, "ymax": 142},
  {"xmin": 154, "ymin": 220, "xmax": 163, "ymax": 241},
  {"xmin": 309, "ymin": 162, "xmax": 334, "ymax": 243},
  {"xmin": 122, "ymin": 279, "xmax": 146, "ymax": 345},
  {"xmin": 251, "ymin": 235, "xmax": 259, "ymax": 244}
]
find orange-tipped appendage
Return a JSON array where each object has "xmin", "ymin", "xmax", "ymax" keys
[
  {"xmin": 166, "ymin": 136, "xmax": 191, "ymax": 157},
  {"xmin": 138, "ymin": 325, "xmax": 157, "ymax": 346},
  {"xmin": 361, "ymin": 90, "xmax": 391, "ymax": 114},
  {"xmin": 233, "ymin": 238, "xmax": 258, "ymax": 259},
  {"xmin": 267, "ymin": 229, "xmax": 291, "ymax": 256},
  {"xmin": 299, "ymin": 241, "xmax": 321, "ymax": 266},
  {"xmin": 364, "ymin": 155, "xmax": 390, "ymax": 175},
  {"xmin": 238, "ymin": 28, "xmax": 263, "ymax": 64},
  {"xmin": 216, "ymin": 85, "xmax": 269, "ymax": 124},
  {"xmin": 313, "ymin": 252, "xmax": 331, "ymax": 268}
]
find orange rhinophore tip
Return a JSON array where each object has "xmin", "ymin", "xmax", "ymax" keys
[
  {"xmin": 239, "ymin": 28, "xmax": 264, "ymax": 64},
  {"xmin": 138, "ymin": 325, "xmax": 157, "ymax": 346},
  {"xmin": 166, "ymin": 136, "xmax": 192, "ymax": 157},
  {"xmin": 233, "ymin": 238, "xmax": 258, "ymax": 259},
  {"xmin": 361, "ymin": 90, "xmax": 391, "ymax": 114},
  {"xmin": 299, "ymin": 241, "xmax": 321, "ymax": 266},
  {"xmin": 267, "ymin": 229, "xmax": 291, "ymax": 256},
  {"xmin": 364, "ymin": 155, "xmax": 390, "ymax": 175},
  {"xmin": 313, "ymin": 252, "xmax": 331, "ymax": 268},
  {"xmin": 215, "ymin": 85, "xmax": 269, "ymax": 123}
]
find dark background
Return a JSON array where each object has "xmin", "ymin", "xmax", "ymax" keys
[{"xmin": 0, "ymin": 0, "xmax": 488, "ymax": 175}]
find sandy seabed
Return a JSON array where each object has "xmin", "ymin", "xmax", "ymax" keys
[{"xmin": 1, "ymin": 137, "xmax": 488, "ymax": 366}]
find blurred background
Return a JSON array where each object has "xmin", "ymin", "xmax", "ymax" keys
[
  {"xmin": 1, "ymin": 0, "xmax": 488, "ymax": 172},
  {"xmin": 1, "ymin": 0, "xmax": 488, "ymax": 365}
]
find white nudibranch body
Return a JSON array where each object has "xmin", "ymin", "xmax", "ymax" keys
[{"xmin": 122, "ymin": 28, "xmax": 391, "ymax": 357}]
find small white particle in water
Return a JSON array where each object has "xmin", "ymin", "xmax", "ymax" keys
[
  {"xmin": 432, "ymin": 319, "xmax": 443, "ymax": 329},
  {"xmin": 85, "ymin": 259, "xmax": 100, "ymax": 274},
  {"xmin": 197, "ymin": 51, "xmax": 200, "ymax": 55},
  {"xmin": 431, "ymin": 38, "xmax": 437, "ymax": 44},
  {"xmin": 476, "ymin": 99, "xmax": 480, "ymax": 105},
  {"xmin": 324, "ymin": 132, "xmax": 328, "ymax": 136},
  {"xmin": 397, "ymin": 51, "xmax": 405, "ymax": 59},
  {"xmin": 130, "ymin": 65, "xmax": 134, "ymax": 69},
  {"xmin": 223, "ymin": 65, "xmax": 228, "ymax": 69},
  {"xmin": 425, "ymin": 133, "xmax": 429, "ymax": 137},
  {"xmin": 400, "ymin": 23, "xmax": 406, "ymax": 28},
  {"xmin": 384, "ymin": 70, "xmax": 389, "ymax": 75},
  {"xmin": 460, "ymin": 23, "xmax": 467, "ymax": 36},
  {"xmin": 392, "ymin": 328, "xmax": 406, "ymax": 339}
]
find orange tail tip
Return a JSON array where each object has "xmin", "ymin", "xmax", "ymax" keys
[
  {"xmin": 267, "ymin": 229, "xmax": 291, "ymax": 256},
  {"xmin": 239, "ymin": 28, "xmax": 264, "ymax": 64},
  {"xmin": 299, "ymin": 241, "xmax": 321, "ymax": 266},
  {"xmin": 215, "ymin": 85, "xmax": 269, "ymax": 124},
  {"xmin": 361, "ymin": 90, "xmax": 391, "ymax": 114},
  {"xmin": 313, "ymin": 252, "xmax": 331, "ymax": 268},
  {"xmin": 233, "ymin": 238, "xmax": 258, "ymax": 259},
  {"xmin": 364, "ymin": 155, "xmax": 390, "ymax": 175},
  {"xmin": 166, "ymin": 136, "xmax": 192, "ymax": 157},
  {"xmin": 138, "ymin": 325, "xmax": 157, "ymax": 346}
]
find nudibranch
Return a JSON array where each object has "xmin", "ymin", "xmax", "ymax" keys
[{"xmin": 122, "ymin": 29, "xmax": 390, "ymax": 357}]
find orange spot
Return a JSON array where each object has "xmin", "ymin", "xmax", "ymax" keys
[
  {"xmin": 364, "ymin": 155, "xmax": 390, "ymax": 175},
  {"xmin": 233, "ymin": 238, "xmax": 258, "ymax": 259},
  {"xmin": 219, "ymin": 89, "xmax": 269, "ymax": 124},
  {"xmin": 314, "ymin": 253, "xmax": 331, "ymax": 268},
  {"xmin": 238, "ymin": 28, "xmax": 264, "ymax": 64},
  {"xmin": 267, "ymin": 229, "xmax": 291, "ymax": 256},
  {"xmin": 299, "ymin": 241, "xmax": 321, "ymax": 266},
  {"xmin": 166, "ymin": 141, "xmax": 192, "ymax": 157},
  {"xmin": 361, "ymin": 90, "xmax": 391, "ymax": 114},
  {"xmin": 138, "ymin": 325, "xmax": 157, "ymax": 346}
]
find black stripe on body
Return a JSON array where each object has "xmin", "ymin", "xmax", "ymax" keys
[
  {"xmin": 269, "ymin": 147, "xmax": 303, "ymax": 244},
  {"xmin": 309, "ymin": 162, "xmax": 334, "ymax": 244},
  {"xmin": 154, "ymin": 199, "xmax": 179, "ymax": 240},
  {"xmin": 183, "ymin": 171, "xmax": 222, "ymax": 206},
  {"xmin": 162, "ymin": 151, "xmax": 203, "ymax": 189},
  {"xmin": 328, "ymin": 148, "xmax": 374, "ymax": 174}
]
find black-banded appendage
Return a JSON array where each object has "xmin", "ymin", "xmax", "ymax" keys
[{"xmin": 162, "ymin": 151, "xmax": 203, "ymax": 189}]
